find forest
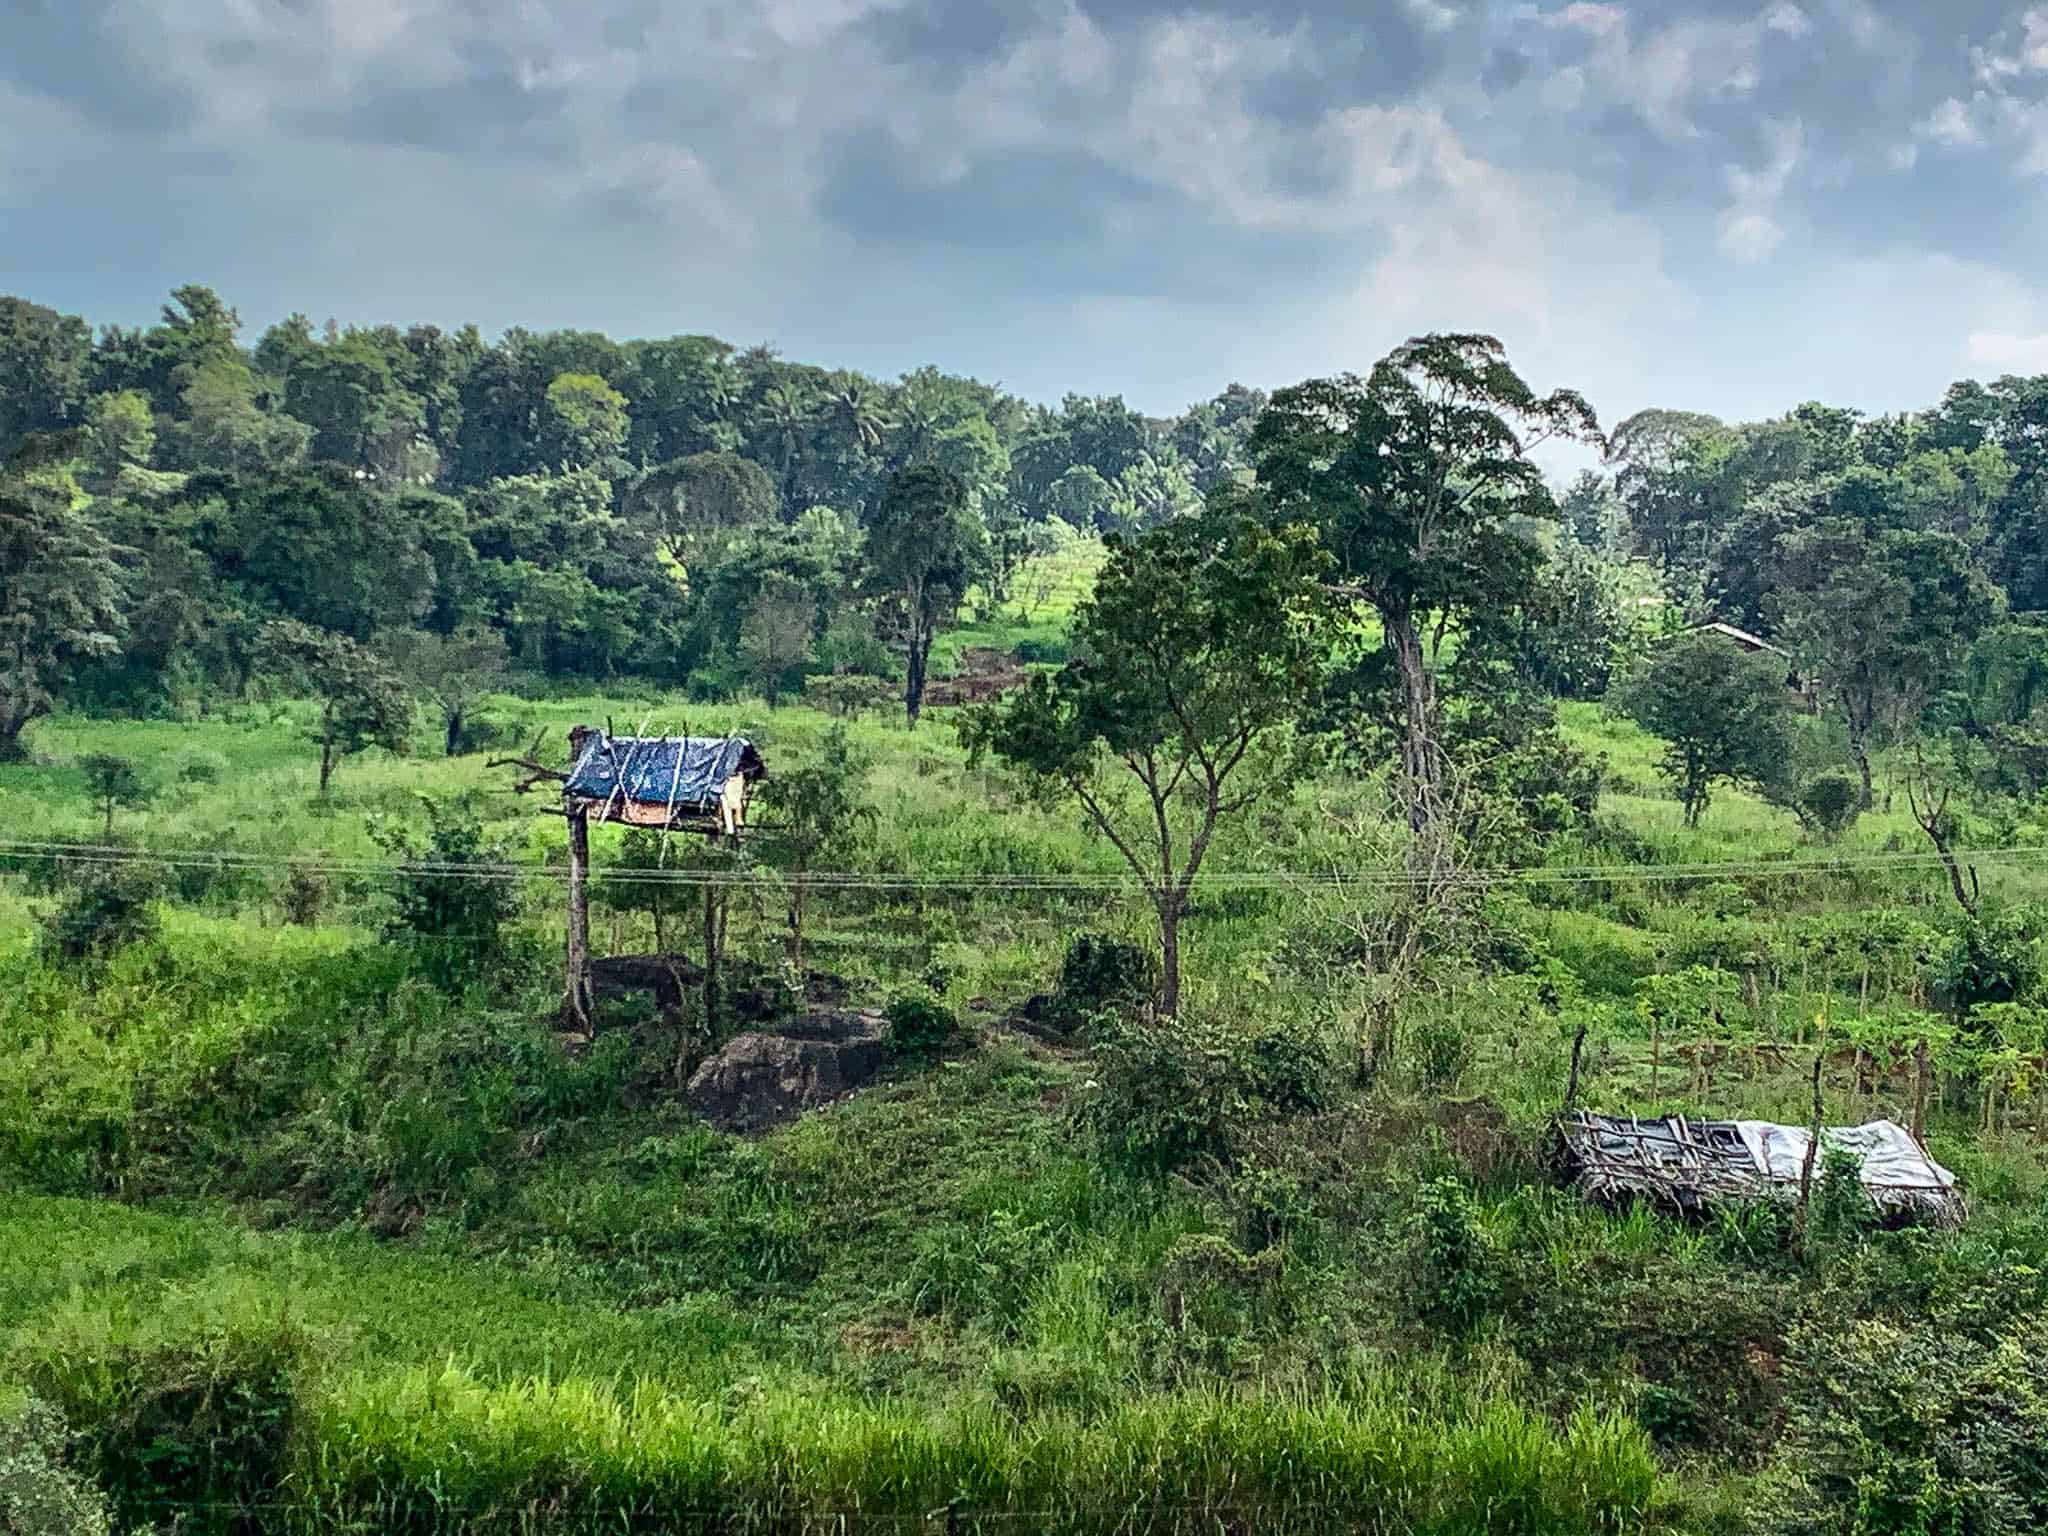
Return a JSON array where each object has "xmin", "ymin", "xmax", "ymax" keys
[{"xmin": 4, "ymin": 285, "xmax": 2048, "ymax": 1535}]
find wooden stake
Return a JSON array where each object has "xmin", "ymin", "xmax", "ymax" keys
[
  {"xmin": 1795, "ymin": 1051, "xmax": 1825, "ymax": 1256},
  {"xmin": 565, "ymin": 802, "xmax": 593, "ymax": 1030},
  {"xmin": 1911, "ymin": 1036, "xmax": 1929, "ymax": 1149}
]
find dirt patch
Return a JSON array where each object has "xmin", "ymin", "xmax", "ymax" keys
[
  {"xmin": 924, "ymin": 647, "xmax": 1031, "ymax": 706},
  {"xmin": 686, "ymin": 1009, "xmax": 889, "ymax": 1133},
  {"xmin": 1432, "ymin": 1097, "xmax": 1514, "ymax": 1182}
]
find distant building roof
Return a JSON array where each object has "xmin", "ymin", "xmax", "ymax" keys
[
  {"xmin": 1676, "ymin": 621, "xmax": 1788, "ymax": 659},
  {"xmin": 565, "ymin": 733, "xmax": 765, "ymax": 827}
]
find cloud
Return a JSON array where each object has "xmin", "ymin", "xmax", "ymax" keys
[
  {"xmin": 3, "ymin": 0, "xmax": 2048, "ymax": 431},
  {"xmin": 1968, "ymin": 331, "xmax": 2048, "ymax": 370},
  {"xmin": 1718, "ymin": 118, "xmax": 1801, "ymax": 262}
]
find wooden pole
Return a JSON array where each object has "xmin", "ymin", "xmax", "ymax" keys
[
  {"xmin": 1795, "ymin": 1052, "xmax": 1824, "ymax": 1256},
  {"xmin": 566, "ymin": 802, "xmax": 593, "ymax": 1030},
  {"xmin": 1562, "ymin": 1021, "xmax": 1589, "ymax": 1116},
  {"xmin": 1911, "ymin": 1036, "xmax": 1930, "ymax": 1149}
]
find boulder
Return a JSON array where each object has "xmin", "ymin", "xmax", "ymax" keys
[{"xmin": 686, "ymin": 1010, "xmax": 888, "ymax": 1132}]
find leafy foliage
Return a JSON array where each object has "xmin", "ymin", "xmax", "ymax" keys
[{"xmin": 1618, "ymin": 630, "xmax": 1796, "ymax": 825}]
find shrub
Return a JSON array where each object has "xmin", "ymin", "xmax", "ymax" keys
[
  {"xmin": 277, "ymin": 860, "xmax": 330, "ymax": 927},
  {"xmin": 8, "ymin": 1303, "xmax": 308, "ymax": 1533},
  {"xmin": 1014, "ymin": 636, "xmax": 1070, "ymax": 666},
  {"xmin": 802, "ymin": 673, "xmax": 898, "ymax": 719},
  {"xmin": 1083, "ymin": 1013, "xmax": 1329, "ymax": 1177},
  {"xmin": 1797, "ymin": 771, "xmax": 1863, "ymax": 842},
  {"xmin": 0, "ymin": 1394, "xmax": 126, "ymax": 1536},
  {"xmin": 885, "ymin": 986, "xmax": 956, "ymax": 1063},
  {"xmin": 450, "ymin": 706, "xmax": 536, "ymax": 757},
  {"xmin": 37, "ymin": 860, "xmax": 164, "ymax": 967},
  {"xmin": 1762, "ymin": 1312, "xmax": 2048, "ymax": 1536},
  {"xmin": 1407, "ymin": 1176, "xmax": 1498, "ymax": 1332},
  {"xmin": 1053, "ymin": 932, "xmax": 1158, "ymax": 1027},
  {"xmin": 173, "ymin": 749, "xmax": 229, "ymax": 785},
  {"xmin": 368, "ymin": 794, "xmax": 522, "ymax": 992}
]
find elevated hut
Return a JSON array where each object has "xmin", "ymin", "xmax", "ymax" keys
[{"xmin": 564, "ymin": 728, "xmax": 767, "ymax": 837}]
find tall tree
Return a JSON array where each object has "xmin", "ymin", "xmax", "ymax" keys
[
  {"xmin": 382, "ymin": 622, "xmax": 509, "ymax": 756},
  {"xmin": 541, "ymin": 372, "xmax": 630, "ymax": 476},
  {"xmin": 1617, "ymin": 631, "xmax": 1796, "ymax": 826},
  {"xmin": 80, "ymin": 391, "xmax": 158, "ymax": 495},
  {"xmin": 0, "ymin": 436, "xmax": 127, "ymax": 760},
  {"xmin": 627, "ymin": 451, "xmax": 777, "ymax": 570},
  {"xmin": 864, "ymin": 466, "xmax": 987, "ymax": 727},
  {"xmin": 1251, "ymin": 334, "xmax": 1600, "ymax": 826},
  {"xmin": 963, "ymin": 502, "xmax": 1330, "ymax": 1015},
  {"xmin": 1771, "ymin": 523, "xmax": 2001, "ymax": 807}
]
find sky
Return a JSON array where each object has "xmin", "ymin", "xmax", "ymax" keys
[{"xmin": 5, "ymin": 0, "xmax": 2048, "ymax": 437}]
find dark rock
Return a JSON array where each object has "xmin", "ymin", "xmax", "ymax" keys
[
  {"xmin": 686, "ymin": 1010, "xmax": 888, "ymax": 1133},
  {"xmin": 590, "ymin": 954, "xmax": 703, "ymax": 1013}
]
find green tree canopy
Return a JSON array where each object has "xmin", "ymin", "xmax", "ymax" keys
[
  {"xmin": 0, "ymin": 436, "xmax": 127, "ymax": 760},
  {"xmin": 864, "ymin": 466, "xmax": 988, "ymax": 727},
  {"xmin": 1618, "ymin": 630, "xmax": 1796, "ymax": 826},
  {"xmin": 1251, "ymin": 333, "xmax": 1600, "ymax": 826},
  {"xmin": 963, "ymin": 501, "xmax": 1330, "ymax": 1015}
]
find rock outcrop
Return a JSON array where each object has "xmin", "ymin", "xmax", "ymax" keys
[{"xmin": 685, "ymin": 1010, "xmax": 888, "ymax": 1132}]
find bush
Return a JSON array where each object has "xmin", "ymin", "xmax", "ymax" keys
[
  {"xmin": 1053, "ymin": 932, "xmax": 1158, "ymax": 1027},
  {"xmin": 37, "ymin": 860, "xmax": 164, "ymax": 967},
  {"xmin": 0, "ymin": 1394, "xmax": 126, "ymax": 1536},
  {"xmin": 1083, "ymin": 1013, "xmax": 1329, "ymax": 1177},
  {"xmin": 277, "ymin": 860, "xmax": 330, "ymax": 926},
  {"xmin": 1797, "ymin": 771, "xmax": 1863, "ymax": 842},
  {"xmin": 885, "ymin": 986, "xmax": 956, "ymax": 1063},
  {"xmin": 173, "ymin": 749, "xmax": 229, "ymax": 785},
  {"xmin": 1407, "ymin": 1176, "xmax": 1498, "ymax": 1331},
  {"xmin": 450, "ymin": 706, "xmax": 536, "ymax": 757},
  {"xmin": 8, "ymin": 1304, "xmax": 308, "ymax": 1533},
  {"xmin": 368, "ymin": 794, "xmax": 523, "ymax": 992},
  {"xmin": 1013, "ymin": 636, "xmax": 1071, "ymax": 666},
  {"xmin": 1762, "ymin": 1312, "xmax": 2048, "ymax": 1535},
  {"xmin": 802, "ymin": 673, "xmax": 898, "ymax": 719}
]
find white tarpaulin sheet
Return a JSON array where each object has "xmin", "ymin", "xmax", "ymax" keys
[{"xmin": 1734, "ymin": 1118, "xmax": 1958, "ymax": 1198}]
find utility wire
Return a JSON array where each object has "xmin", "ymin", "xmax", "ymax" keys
[{"xmin": 0, "ymin": 837, "xmax": 2042, "ymax": 892}]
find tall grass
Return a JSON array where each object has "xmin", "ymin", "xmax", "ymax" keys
[{"xmin": 304, "ymin": 1367, "xmax": 1664, "ymax": 1534}]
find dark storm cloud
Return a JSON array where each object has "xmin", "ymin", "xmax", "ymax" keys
[{"xmin": 4, "ymin": 0, "xmax": 2047, "ymax": 418}]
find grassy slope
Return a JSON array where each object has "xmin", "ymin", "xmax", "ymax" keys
[{"xmin": 3, "ymin": 547, "xmax": 2046, "ymax": 1529}]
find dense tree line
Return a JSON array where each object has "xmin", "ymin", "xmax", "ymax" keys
[{"xmin": 0, "ymin": 286, "xmax": 1268, "ymax": 754}]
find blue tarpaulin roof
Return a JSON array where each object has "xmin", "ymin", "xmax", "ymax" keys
[{"xmin": 565, "ymin": 735, "xmax": 765, "ymax": 813}]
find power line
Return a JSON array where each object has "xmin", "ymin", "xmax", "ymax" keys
[{"xmin": 1, "ymin": 837, "xmax": 2043, "ymax": 892}]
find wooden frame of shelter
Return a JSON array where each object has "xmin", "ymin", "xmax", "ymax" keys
[
  {"xmin": 496, "ymin": 725, "xmax": 767, "ymax": 1029},
  {"xmin": 1552, "ymin": 1110, "xmax": 1965, "ymax": 1228}
]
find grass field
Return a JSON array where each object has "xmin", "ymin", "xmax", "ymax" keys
[{"xmin": 3, "ymin": 550, "xmax": 2047, "ymax": 1532}]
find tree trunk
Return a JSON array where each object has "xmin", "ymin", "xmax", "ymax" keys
[
  {"xmin": 103, "ymin": 800, "xmax": 115, "ymax": 840},
  {"xmin": 905, "ymin": 619, "xmax": 930, "ymax": 729},
  {"xmin": 319, "ymin": 739, "xmax": 336, "ymax": 794},
  {"xmin": 444, "ymin": 706, "xmax": 463, "ymax": 758},
  {"xmin": 1851, "ymin": 733, "xmax": 1875, "ymax": 811},
  {"xmin": 1911, "ymin": 1038, "xmax": 1929, "ymax": 1148},
  {"xmin": 565, "ymin": 804, "xmax": 593, "ymax": 1029},
  {"xmin": 0, "ymin": 703, "xmax": 38, "ymax": 762},
  {"xmin": 1385, "ymin": 613, "xmax": 1436, "ymax": 830},
  {"xmin": 790, "ymin": 881, "xmax": 805, "ymax": 974},
  {"xmin": 703, "ymin": 880, "xmax": 721, "ymax": 1029},
  {"xmin": 1158, "ymin": 893, "xmax": 1182, "ymax": 1017}
]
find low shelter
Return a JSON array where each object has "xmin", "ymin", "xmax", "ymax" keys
[
  {"xmin": 1555, "ymin": 1111, "xmax": 1964, "ymax": 1227},
  {"xmin": 564, "ymin": 729, "xmax": 767, "ymax": 837}
]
